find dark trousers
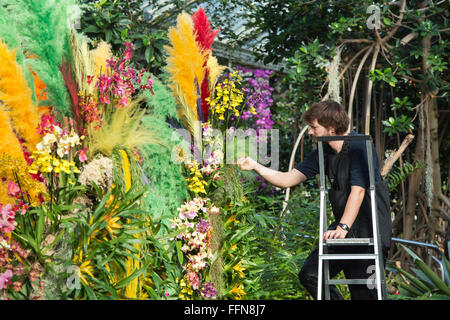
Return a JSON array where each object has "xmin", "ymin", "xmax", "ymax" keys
[{"xmin": 298, "ymin": 245, "xmax": 387, "ymax": 300}]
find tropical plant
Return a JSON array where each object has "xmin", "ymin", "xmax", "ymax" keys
[
  {"xmin": 79, "ymin": 0, "xmax": 169, "ymax": 74},
  {"xmin": 389, "ymin": 244, "xmax": 450, "ymax": 300}
]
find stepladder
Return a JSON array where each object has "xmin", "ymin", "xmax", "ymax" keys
[{"xmin": 316, "ymin": 135, "xmax": 387, "ymax": 300}]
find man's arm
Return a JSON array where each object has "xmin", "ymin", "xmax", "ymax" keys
[
  {"xmin": 323, "ymin": 185, "xmax": 366, "ymax": 239},
  {"xmin": 237, "ymin": 156, "xmax": 307, "ymax": 188}
]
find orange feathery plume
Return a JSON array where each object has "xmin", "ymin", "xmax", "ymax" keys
[
  {"xmin": 33, "ymin": 70, "xmax": 49, "ymax": 102},
  {"xmin": 0, "ymin": 102, "xmax": 31, "ymax": 205},
  {"xmin": 165, "ymin": 12, "xmax": 208, "ymax": 126},
  {"xmin": 0, "ymin": 40, "xmax": 41, "ymax": 152}
]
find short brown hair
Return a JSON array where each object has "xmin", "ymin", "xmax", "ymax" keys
[{"xmin": 302, "ymin": 100, "xmax": 349, "ymax": 135}]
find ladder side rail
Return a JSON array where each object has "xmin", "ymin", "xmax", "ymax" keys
[
  {"xmin": 317, "ymin": 140, "xmax": 328, "ymax": 300},
  {"xmin": 366, "ymin": 139, "xmax": 386, "ymax": 300}
]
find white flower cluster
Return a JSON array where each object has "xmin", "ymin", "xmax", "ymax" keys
[
  {"xmin": 201, "ymin": 123, "xmax": 224, "ymax": 175},
  {"xmin": 36, "ymin": 125, "xmax": 83, "ymax": 158},
  {"xmin": 78, "ymin": 155, "xmax": 114, "ymax": 189}
]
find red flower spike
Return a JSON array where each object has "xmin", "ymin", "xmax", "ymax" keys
[
  {"xmin": 192, "ymin": 7, "xmax": 220, "ymax": 53},
  {"xmin": 192, "ymin": 7, "xmax": 220, "ymax": 121}
]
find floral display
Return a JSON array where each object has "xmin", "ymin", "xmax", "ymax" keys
[{"xmin": 0, "ymin": 3, "xmax": 276, "ymax": 301}]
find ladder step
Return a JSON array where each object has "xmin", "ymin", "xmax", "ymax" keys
[
  {"xmin": 326, "ymin": 279, "xmax": 377, "ymax": 285},
  {"xmin": 325, "ymin": 238, "xmax": 373, "ymax": 246},
  {"xmin": 319, "ymin": 253, "xmax": 378, "ymax": 260}
]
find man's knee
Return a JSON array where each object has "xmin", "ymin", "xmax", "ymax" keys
[{"xmin": 298, "ymin": 264, "xmax": 317, "ymax": 287}]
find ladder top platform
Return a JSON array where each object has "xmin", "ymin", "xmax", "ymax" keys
[
  {"xmin": 325, "ymin": 238, "xmax": 374, "ymax": 246},
  {"xmin": 317, "ymin": 135, "xmax": 372, "ymax": 142}
]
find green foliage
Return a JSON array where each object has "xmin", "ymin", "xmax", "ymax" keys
[
  {"xmin": 387, "ymin": 161, "xmax": 423, "ymax": 191},
  {"xmin": 389, "ymin": 244, "xmax": 450, "ymax": 299},
  {"xmin": 368, "ymin": 68, "xmax": 398, "ymax": 87},
  {"xmin": 48, "ymin": 181, "xmax": 181, "ymax": 300},
  {"xmin": 79, "ymin": 0, "xmax": 168, "ymax": 74},
  {"xmin": 382, "ymin": 115, "xmax": 414, "ymax": 136},
  {"xmin": 391, "ymin": 96, "xmax": 414, "ymax": 111},
  {"xmin": 241, "ymin": 181, "xmax": 323, "ymax": 299}
]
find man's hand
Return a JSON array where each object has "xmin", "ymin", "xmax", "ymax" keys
[
  {"xmin": 323, "ymin": 226, "xmax": 348, "ymax": 240},
  {"xmin": 237, "ymin": 156, "xmax": 257, "ymax": 171}
]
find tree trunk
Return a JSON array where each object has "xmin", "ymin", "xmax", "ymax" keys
[
  {"xmin": 405, "ymin": 127, "xmax": 423, "ymax": 240},
  {"xmin": 422, "ymin": 35, "xmax": 444, "ymax": 241}
]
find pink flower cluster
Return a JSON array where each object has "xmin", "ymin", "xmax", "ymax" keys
[
  {"xmin": 36, "ymin": 114, "xmax": 59, "ymax": 136},
  {"xmin": 170, "ymin": 197, "xmax": 219, "ymax": 298},
  {"xmin": 0, "ymin": 233, "xmax": 39, "ymax": 299},
  {"xmin": 0, "ymin": 182, "xmax": 29, "ymax": 233},
  {"xmin": 92, "ymin": 41, "xmax": 154, "ymax": 109}
]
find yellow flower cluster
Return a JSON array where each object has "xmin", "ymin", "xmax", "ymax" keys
[
  {"xmin": 230, "ymin": 282, "xmax": 247, "ymax": 300},
  {"xmin": 232, "ymin": 260, "xmax": 246, "ymax": 279},
  {"xmin": 206, "ymin": 71, "xmax": 244, "ymax": 121},
  {"xmin": 0, "ymin": 154, "xmax": 47, "ymax": 207},
  {"xmin": 185, "ymin": 161, "xmax": 207, "ymax": 195},
  {"xmin": 29, "ymin": 151, "xmax": 80, "ymax": 175},
  {"xmin": 73, "ymin": 249, "xmax": 95, "ymax": 285},
  {"xmin": 179, "ymin": 277, "xmax": 194, "ymax": 300}
]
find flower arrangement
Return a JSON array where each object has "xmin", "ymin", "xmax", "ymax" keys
[
  {"xmin": 170, "ymin": 197, "xmax": 219, "ymax": 299},
  {"xmin": 0, "ymin": 2, "xmax": 275, "ymax": 302}
]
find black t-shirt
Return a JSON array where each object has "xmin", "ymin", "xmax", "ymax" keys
[
  {"xmin": 294, "ymin": 131, "xmax": 381, "ymax": 189},
  {"xmin": 293, "ymin": 131, "xmax": 392, "ymax": 250}
]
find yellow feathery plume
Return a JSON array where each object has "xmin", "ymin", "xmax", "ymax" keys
[
  {"xmin": 0, "ymin": 102, "xmax": 26, "ymax": 205},
  {"xmin": 207, "ymin": 54, "xmax": 227, "ymax": 90},
  {"xmin": 87, "ymin": 97, "xmax": 165, "ymax": 159},
  {"xmin": 0, "ymin": 103, "xmax": 48, "ymax": 207},
  {"xmin": 90, "ymin": 40, "xmax": 112, "ymax": 78},
  {"xmin": 174, "ymin": 84, "xmax": 202, "ymax": 148},
  {"xmin": 69, "ymin": 31, "xmax": 96, "ymax": 95},
  {"xmin": 0, "ymin": 183, "xmax": 13, "ymax": 206},
  {"xmin": 165, "ymin": 12, "xmax": 208, "ymax": 128},
  {"xmin": 0, "ymin": 40, "xmax": 41, "ymax": 152}
]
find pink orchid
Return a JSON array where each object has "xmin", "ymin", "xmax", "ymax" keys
[
  {"xmin": 7, "ymin": 181, "xmax": 20, "ymax": 198},
  {"xmin": 78, "ymin": 147, "xmax": 88, "ymax": 163},
  {"xmin": 0, "ymin": 270, "xmax": 13, "ymax": 290}
]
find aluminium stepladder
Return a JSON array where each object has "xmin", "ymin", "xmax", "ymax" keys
[{"xmin": 316, "ymin": 135, "xmax": 387, "ymax": 300}]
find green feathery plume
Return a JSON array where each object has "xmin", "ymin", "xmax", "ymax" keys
[
  {"xmin": 1, "ymin": 0, "xmax": 78, "ymax": 116},
  {"xmin": 141, "ymin": 75, "xmax": 188, "ymax": 233},
  {"xmin": 0, "ymin": 8, "xmax": 37, "ymax": 103}
]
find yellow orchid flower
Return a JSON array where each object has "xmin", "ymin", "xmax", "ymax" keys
[
  {"xmin": 230, "ymin": 283, "xmax": 246, "ymax": 300},
  {"xmin": 232, "ymin": 261, "xmax": 246, "ymax": 278}
]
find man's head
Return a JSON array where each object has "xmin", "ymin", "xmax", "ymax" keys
[{"xmin": 302, "ymin": 100, "xmax": 349, "ymax": 139}]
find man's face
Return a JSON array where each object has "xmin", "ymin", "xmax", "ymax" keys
[{"xmin": 307, "ymin": 119, "xmax": 335, "ymax": 142}]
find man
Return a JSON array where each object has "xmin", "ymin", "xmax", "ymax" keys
[{"xmin": 237, "ymin": 100, "xmax": 392, "ymax": 300}]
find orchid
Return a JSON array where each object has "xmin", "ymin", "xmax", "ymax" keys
[
  {"xmin": 235, "ymin": 66, "xmax": 275, "ymax": 135},
  {"xmin": 170, "ymin": 196, "xmax": 220, "ymax": 299}
]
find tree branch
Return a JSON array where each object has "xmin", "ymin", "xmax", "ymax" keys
[
  {"xmin": 381, "ymin": 134, "xmax": 415, "ymax": 176},
  {"xmin": 346, "ymin": 45, "xmax": 374, "ymax": 131},
  {"xmin": 381, "ymin": 0, "xmax": 407, "ymax": 44},
  {"xmin": 364, "ymin": 44, "xmax": 380, "ymax": 134}
]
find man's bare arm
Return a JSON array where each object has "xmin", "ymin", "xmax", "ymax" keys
[
  {"xmin": 323, "ymin": 185, "xmax": 366, "ymax": 239},
  {"xmin": 237, "ymin": 157, "xmax": 307, "ymax": 188}
]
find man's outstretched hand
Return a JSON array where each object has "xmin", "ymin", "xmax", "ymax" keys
[{"xmin": 237, "ymin": 156, "xmax": 257, "ymax": 171}]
